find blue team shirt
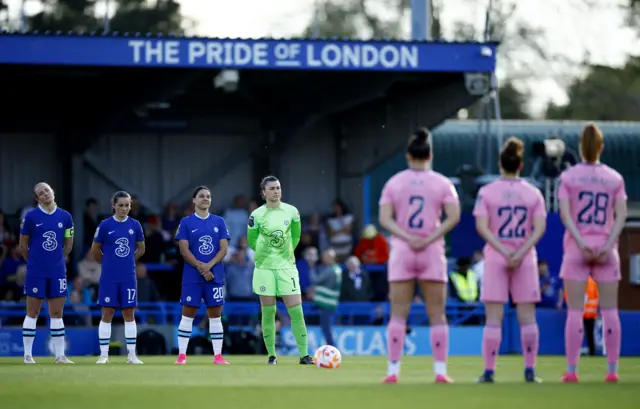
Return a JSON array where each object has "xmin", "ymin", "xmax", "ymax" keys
[
  {"xmin": 93, "ymin": 216, "xmax": 145, "ymax": 282},
  {"xmin": 20, "ymin": 206, "xmax": 74, "ymax": 278},
  {"xmin": 175, "ymin": 213, "xmax": 230, "ymax": 285}
]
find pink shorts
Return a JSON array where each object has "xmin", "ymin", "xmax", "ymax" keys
[
  {"xmin": 481, "ymin": 256, "xmax": 540, "ymax": 304},
  {"xmin": 387, "ymin": 242, "xmax": 447, "ymax": 283},
  {"xmin": 561, "ymin": 236, "xmax": 620, "ymax": 283}
]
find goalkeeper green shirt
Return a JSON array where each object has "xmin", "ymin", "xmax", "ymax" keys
[{"xmin": 247, "ymin": 202, "xmax": 301, "ymax": 269}]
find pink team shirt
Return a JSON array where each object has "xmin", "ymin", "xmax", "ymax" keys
[
  {"xmin": 473, "ymin": 178, "xmax": 547, "ymax": 261},
  {"xmin": 379, "ymin": 169, "xmax": 458, "ymax": 249},
  {"xmin": 557, "ymin": 163, "xmax": 626, "ymax": 249}
]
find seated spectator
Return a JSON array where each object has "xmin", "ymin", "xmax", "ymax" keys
[
  {"xmin": 448, "ymin": 257, "xmax": 479, "ymax": 304},
  {"xmin": 0, "ymin": 244, "xmax": 24, "ymax": 300},
  {"xmin": 537, "ymin": 259, "xmax": 562, "ymax": 309},
  {"xmin": 136, "ymin": 263, "xmax": 161, "ymax": 303},
  {"xmin": 77, "ymin": 249, "xmax": 101, "ymax": 297},
  {"xmin": 296, "ymin": 246, "xmax": 318, "ymax": 299},
  {"xmin": 340, "ymin": 256, "xmax": 373, "ymax": 302},
  {"xmin": 224, "ymin": 241, "xmax": 255, "ymax": 302},
  {"xmin": 353, "ymin": 224, "xmax": 389, "ymax": 265}
]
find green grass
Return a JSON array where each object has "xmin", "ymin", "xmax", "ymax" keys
[{"xmin": 1, "ymin": 356, "xmax": 638, "ymax": 409}]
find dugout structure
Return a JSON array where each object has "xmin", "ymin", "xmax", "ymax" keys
[{"xmin": 0, "ymin": 31, "xmax": 497, "ymax": 259}]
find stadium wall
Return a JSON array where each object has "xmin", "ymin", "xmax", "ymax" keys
[{"xmin": 0, "ymin": 134, "xmax": 63, "ymax": 213}]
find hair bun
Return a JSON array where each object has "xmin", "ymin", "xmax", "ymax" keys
[
  {"xmin": 503, "ymin": 137, "xmax": 523, "ymax": 155},
  {"xmin": 413, "ymin": 127, "xmax": 430, "ymax": 143}
]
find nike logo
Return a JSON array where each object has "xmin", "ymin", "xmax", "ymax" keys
[
  {"xmin": 191, "ymin": 229, "xmax": 198, "ymax": 233},
  {"xmin": 108, "ymin": 231, "xmax": 115, "ymax": 234},
  {"xmin": 36, "ymin": 223, "xmax": 43, "ymax": 227}
]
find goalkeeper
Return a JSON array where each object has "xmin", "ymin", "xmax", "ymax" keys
[{"xmin": 247, "ymin": 175, "xmax": 314, "ymax": 365}]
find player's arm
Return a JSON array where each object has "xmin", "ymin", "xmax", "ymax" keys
[
  {"xmin": 91, "ymin": 225, "xmax": 105, "ymax": 263},
  {"xmin": 63, "ymin": 216, "xmax": 74, "ymax": 257},
  {"xmin": 475, "ymin": 216, "xmax": 510, "ymax": 257},
  {"xmin": 512, "ymin": 194, "xmax": 547, "ymax": 259},
  {"xmin": 557, "ymin": 175, "xmax": 587, "ymax": 248},
  {"xmin": 379, "ymin": 204, "xmax": 413, "ymax": 242},
  {"xmin": 291, "ymin": 208, "xmax": 301, "ymax": 249},
  {"xmin": 603, "ymin": 181, "xmax": 628, "ymax": 252},
  {"xmin": 134, "ymin": 221, "xmax": 146, "ymax": 261},
  {"xmin": 512, "ymin": 216, "xmax": 546, "ymax": 259},
  {"xmin": 247, "ymin": 214, "xmax": 259, "ymax": 250},
  {"xmin": 425, "ymin": 201, "xmax": 461, "ymax": 244},
  {"xmin": 18, "ymin": 215, "xmax": 32, "ymax": 260}
]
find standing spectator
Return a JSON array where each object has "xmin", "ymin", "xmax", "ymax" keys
[
  {"xmin": 224, "ymin": 238, "xmax": 256, "ymax": 301},
  {"xmin": 223, "ymin": 195, "xmax": 249, "ymax": 246},
  {"xmin": 310, "ymin": 249, "xmax": 342, "ymax": 346},
  {"xmin": 471, "ymin": 249, "xmax": 485, "ymax": 292},
  {"xmin": 326, "ymin": 199, "xmax": 355, "ymax": 263},
  {"xmin": 305, "ymin": 212, "xmax": 328, "ymax": 252}
]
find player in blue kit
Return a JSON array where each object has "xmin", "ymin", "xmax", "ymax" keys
[
  {"xmin": 91, "ymin": 191, "xmax": 146, "ymax": 364},
  {"xmin": 175, "ymin": 186, "xmax": 231, "ymax": 365},
  {"xmin": 19, "ymin": 182, "xmax": 74, "ymax": 364}
]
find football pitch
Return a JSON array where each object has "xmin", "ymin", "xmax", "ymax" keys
[{"xmin": 1, "ymin": 356, "xmax": 638, "ymax": 409}]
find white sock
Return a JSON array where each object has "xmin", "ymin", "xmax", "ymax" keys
[
  {"xmin": 22, "ymin": 316, "xmax": 37, "ymax": 357},
  {"xmin": 434, "ymin": 361, "xmax": 447, "ymax": 376},
  {"xmin": 209, "ymin": 317, "xmax": 224, "ymax": 355},
  {"xmin": 124, "ymin": 321, "xmax": 137, "ymax": 356},
  {"xmin": 387, "ymin": 361, "xmax": 401, "ymax": 376},
  {"xmin": 178, "ymin": 316, "xmax": 194, "ymax": 355},
  {"xmin": 50, "ymin": 317, "xmax": 66, "ymax": 358},
  {"xmin": 98, "ymin": 321, "xmax": 112, "ymax": 357}
]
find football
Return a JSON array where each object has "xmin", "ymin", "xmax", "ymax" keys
[{"xmin": 313, "ymin": 345, "xmax": 342, "ymax": 369}]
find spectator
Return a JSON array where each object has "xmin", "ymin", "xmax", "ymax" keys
[
  {"xmin": 296, "ymin": 246, "xmax": 319, "ymax": 298},
  {"xmin": 129, "ymin": 195, "xmax": 147, "ymax": 221},
  {"xmin": 223, "ymin": 195, "xmax": 249, "ymax": 247},
  {"xmin": 470, "ymin": 249, "xmax": 484, "ymax": 289},
  {"xmin": 305, "ymin": 212, "xmax": 328, "ymax": 252},
  {"xmin": 136, "ymin": 263, "xmax": 161, "ymax": 302},
  {"xmin": 353, "ymin": 224, "xmax": 389, "ymax": 265},
  {"xmin": 0, "ymin": 244, "xmax": 24, "ymax": 301},
  {"xmin": 225, "ymin": 236, "xmax": 254, "ymax": 264},
  {"xmin": 310, "ymin": 248, "xmax": 342, "ymax": 346},
  {"xmin": 340, "ymin": 256, "xmax": 373, "ymax": 302},
  {"xmin": 77, "ymin": 249, "xmax": 101, "ymax": 296},
  {"xmin": 140, "ymin": 215, "xmax": 169, "ymax": 263},
  {"xmin": 294, "ymin": 231, "xmax": 314, "ymax": 260},
  {"xmin": 326, "ymin": 199, "xmax": 355, "ymax": 263},
  {"xmin": 537, "ymin": 259, "xmax": 562, "ymax": 309},
  {"xmin": 67, "ymin": 277, "xmax": 92, "ymax": 326},
  {"xmin": 0, "ymin": 209, "xmax": 16, "ymax": 247},
  {"xmin": 162, "ymin": 202, "xmax": 181, "ymax": 233},
  {"xmin": 448, "ymin": 257, "xmax": 479, "ymax": 304},
  {"xmin": 224, "ymin": 238, "xmax": 256, "ymax": 301}
]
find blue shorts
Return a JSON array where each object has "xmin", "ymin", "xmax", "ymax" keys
[
  {"xmin": 181, "ymin": 282, "xmax": 225, "ymax": 308},
  {"xmin": 98, "ymin": 278, "xmax": 138, "ymax": 308},
  {"xmin": 24, "ymin": 274, "xmax": 68, "ymax": 299}
]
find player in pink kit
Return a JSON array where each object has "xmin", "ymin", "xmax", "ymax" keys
[
  {"xmin": 558, "ymin": 124, "xmax": 627, "ymax": 383},
  {"xmin": 378, "ymin": 128, "xmax": 461, "ymax": 384},
  {"xmin": 473, "ymin": 137, "xmax": 547, "ymax": 383}
]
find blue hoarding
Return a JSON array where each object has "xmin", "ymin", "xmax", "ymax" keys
[
  {"xmin": 281, "ymin": 326, "xmax": 484, "ymax": 356},
  {"xmin": 0, "ymin": 35, "xmax": 497, "ymax": 72}
]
